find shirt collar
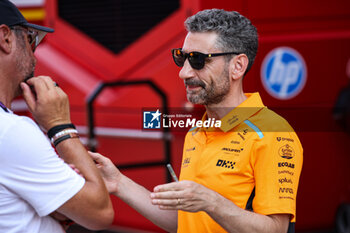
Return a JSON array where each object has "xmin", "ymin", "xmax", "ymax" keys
[
  {"xmin": 0, "ymin": 101, "xmax": 14, "ymax": 114},
  {"xmin": 219, "ymin": 92, "xmax": 265, "ymax": 132},
  {"xmin": 0, "ymin": 101, "xmax": 9, "ymax": 113},
  {"xmin": 195, "ymin": 92, "xmax": 265, "ymax": 133}
]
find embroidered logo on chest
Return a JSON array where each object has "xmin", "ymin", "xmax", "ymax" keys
[
  {"xmin": 221, "ymin": 147, "xmax": 242, "ymax": 153},
  {"xmin": 182, "ymin": 157, "xmax": 191, "ymax": 167},
  {"xmin": 216, "ymin": 159, "xmax": 236, "ymax": 169}
]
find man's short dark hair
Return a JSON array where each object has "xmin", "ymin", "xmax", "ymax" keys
[{"xmin": 185, "ymin": 9, "xmax": 258, "ymax": 74}]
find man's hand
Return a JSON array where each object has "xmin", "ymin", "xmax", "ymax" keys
[
  {"xmin": 49, "ymin": 211, "xmax": 73, "ymax": 231},
  {"xmin": 150, "ymin": 180, "xmax": 216, "ymax": 213},
  {"xmin": 68, "ymin": 163, "xmax": 83, "ymax": 177},
  {"xmin": 20, "ymin": 76, "xmax": 71, "ymax": 131},
  {"xmin": 88, "ymin": 151, "xmax": 120, "ymax": 195},
  {"xmin": 88, "ymin": 152, "xmax": 178, "ymax": 232}
]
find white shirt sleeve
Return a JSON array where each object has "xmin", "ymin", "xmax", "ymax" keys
[{"xmin": 0, "ymin": 116, "xmax": 85, "ymax": 217}]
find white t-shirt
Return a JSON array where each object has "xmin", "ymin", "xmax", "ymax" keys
[{"xmin": 0, "ymin": 108, "xmax": 85, "ymax": 233}]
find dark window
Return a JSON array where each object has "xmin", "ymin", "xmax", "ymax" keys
[{"xmin": 58, "ymin": 0, "xmax": 179, "ymax": 54}]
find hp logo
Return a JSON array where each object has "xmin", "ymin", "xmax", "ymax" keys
[{"xmin": 261, "ymin": 47, "xmax": 307, "ymax": 100}]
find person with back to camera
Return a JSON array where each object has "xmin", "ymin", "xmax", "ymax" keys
[
  {"xmin": 89, "ymin": 9, "xmax": 303, "ymax": 233},
  {"xmin": 0, "ymin": 0, "xmax": 114, "ymax": 232}
]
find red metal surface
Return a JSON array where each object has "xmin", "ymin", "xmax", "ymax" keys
[{"xmin": 28, "ymin": 0, "xmax": 350, "ymax": 231}]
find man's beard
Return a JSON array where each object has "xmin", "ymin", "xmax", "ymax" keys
[
  {"xmin": 14, "ymin": 54, "xmax": 36, "ymax": 96},
  {"xmin": 185, "ymin": 67, "xmax": 230, "ymax": 105},
  {"xmin": 24, "ymin": 69, "xmax": 35, "ymax": 82},
  {"xmin": 15, "ymin": 34, "xmax": 36, "ymax": 83}
]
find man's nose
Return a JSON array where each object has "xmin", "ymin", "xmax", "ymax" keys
[{"xmin": 179, "ymin": 59, "xmax": 195, "ymax": 80}]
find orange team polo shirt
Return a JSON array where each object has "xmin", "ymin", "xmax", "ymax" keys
[{"xmin": 178, "ymin": 93, "xmax": 303, "ymax": 233}]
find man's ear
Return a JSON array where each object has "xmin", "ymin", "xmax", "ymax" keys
[
  {"xmin": 0, "ymin": 24, "xmax": 13, "ymax": 54},
  {"xmin": 230, "ymin": 54, "xmax": 249, "ymax": 81}
]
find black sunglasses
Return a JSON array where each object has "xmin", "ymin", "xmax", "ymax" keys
[
  {"xmin": 171, "ymin": 48, "xmax": 242, "ymax": 70},
  {"xmin": 10, "ymin": 26, "xmax": 39, "ymax": 52}
]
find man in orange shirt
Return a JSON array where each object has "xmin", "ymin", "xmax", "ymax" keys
[{"xmin": 90, "ymin": 9, "xmax": 303, "ymax": 233}]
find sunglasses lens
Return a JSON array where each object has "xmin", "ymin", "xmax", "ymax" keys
[
  {"xmin": 27, "ymin": 29, "xmax": 39, "ymax": 52},
  {"xmin": 31, "ymin": 35, "xmax": 38, "ymax": 52},
  {"xmin": 188, "ymin": 52, "xmax": 205, "ymax": 70},
  {"xmin": 171, "ymin": 49, "xmax": 206, "ymax": 70},
  {"xmin": 172, "ymin": 49, "xmax": 185, "ymax": 67},
  {"xmin": 30, "ymin": 38, "xmax": 35, "ymax": 51}
]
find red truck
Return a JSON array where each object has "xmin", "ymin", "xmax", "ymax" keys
[{"xmin": 15, "ymin": 0, "xmax": 350, "ymax": 232}]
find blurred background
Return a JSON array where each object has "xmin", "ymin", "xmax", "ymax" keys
[{"xmin": 11, "ymin": 0, "xmax": 350, "ymax": 232}]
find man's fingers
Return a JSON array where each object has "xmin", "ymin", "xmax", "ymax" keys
[
  {"xmin": 88, "ymin": 151, "xmax": 101, "ymax": 161},
  {"xmin": 153, "ymin": 182, "xmax": 182, "ymax": 192},
  {"xmin": 88, "ymin": 151, "xmax": 108, "ymax": 165},
  {"xmin": 151, "ymin": 198, "xmax": 179, "ymax": 206},
  {"xmin": 151, "ymin": 190, "xmax": 175, "ymax": 199},
  {"xmin": 20, "ymin": 82, "xmax": 36, "ymax": 111},
  {"xmin": 26, "ymin": 76, "xmax": 58, "ymax": 96},
  {"xmin": 25, "ymin": 77, "xmax": 51, "ymax": 100},
  {"xmin": 35, "ymin": 75, "xmax": 55, "ymax": 90},
  {"xmin": 54, "ymin": 85, "xmax": 67, "ymax": 96},
  {"xmin": 68, "ymin": 164, "xmax": 82, "ymax": 176},
  {"xmin": 150, "ymin": 189, "xmax": 185, "ymax": 201}
]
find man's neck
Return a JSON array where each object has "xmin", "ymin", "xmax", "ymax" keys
[
  {"xmin": 0, "ymin": 96, "xmax": 12, "ymax": 110},
  {"xmin": 205, "ymin": 91, "xmax": 247, "ymax": 120},
  {"xmin": 0, "ymin": 78, "xmax": 14, "ymax": 109}
]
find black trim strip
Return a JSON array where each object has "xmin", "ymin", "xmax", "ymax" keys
[
  {"xmin": 244, "ymin": 186, "xmax": 294, "ymax": 232},
  {"xmin": 287, "ymin": 222, "xmax": 295, "ymax": 233},
  {"xmin": 245, "ymin": 187, "xmax": 255, "ymax": 211},
  {"xmin": 0, "ymin": 101, "xmax": 9, "ymax": 113}
]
